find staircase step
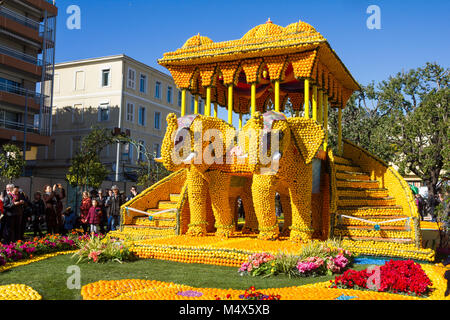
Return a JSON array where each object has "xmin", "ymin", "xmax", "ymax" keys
[
  {"xmin": 337, "ymin": 196, "xmax": 396, "ymax": 207},
  {"xmin": 335, "ymin": 163, "xmax": 362, "ymax": 172},
  {"xmin": 334, "ymin": 227, "xmax": 412, "ymax": 239},
  {"xmin": 336, "ymin": 171, "xmax": 371, "ymax": 181},
  {"xmin": 336, "ymin": 215, "xmax": 411, "ymax": 227},
  {"xmin": 170, "ymin": 194, "xmax": 181, "ymax": 202},
  {"xmin": 336, "ymin": 179, "xmax": 380, "ymax": 189},
  {"xmin": 340, "ymin": 236, "xmax": 414, "ymax": 244},
  {"xmin": 158, "ymin": 201, "xmax": 178, "ymax": 210},
  {"xmin": 337, "ymin": 225, "xmax": 409, "ymax": 231},
  {"xmin": 334, "ymin": 156, "xmax": 354, "ymax": 165},
  {"xmin": 337, "ymin": 205, "xmax": 403, "ymax": 217},
  {"xmin": 133, "ymin": 216, "xmax": 176, "ymax": 227},
  {"xmin": 337, "ymin": 187, "xmax": 389, "ymax": 198}
]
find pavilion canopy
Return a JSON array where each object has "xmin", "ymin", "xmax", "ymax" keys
[{"xmin": 158, "ymin": 19, "xmax": 360, "ymax": 114}]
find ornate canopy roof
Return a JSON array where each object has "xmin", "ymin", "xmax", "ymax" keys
[{"xmin": 158, "ymin": 19, "xmax": 360, "ymax": 114}]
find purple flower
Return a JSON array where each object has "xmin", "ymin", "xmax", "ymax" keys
[{"xmin": 176, "ymin": 290, "xmax": 203, "ymax": 297}]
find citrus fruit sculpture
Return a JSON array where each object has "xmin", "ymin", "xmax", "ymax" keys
[{"xmin": 119, "ymin": 19, "xmax": 434, "ymax": 261}]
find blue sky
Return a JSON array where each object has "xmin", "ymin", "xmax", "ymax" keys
[
  {"xmin": 54, "ymin": 0, "xmax": 449, "ymax": 124},
  {"xmin": 55, "ymin": 0, "xmax": 449, "ymax": 86}
]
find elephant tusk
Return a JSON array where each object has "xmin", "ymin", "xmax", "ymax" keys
[
  {"xmin": 237, "ymin": 153, "xmax": 248, "ymax": 159},
  {"xmin": 154, "ymin": 157, "xmax": 163, "ymax": 163},
  {"xmin": 182, "ymin": 152, "xmax": 197, "ymax": 164}
]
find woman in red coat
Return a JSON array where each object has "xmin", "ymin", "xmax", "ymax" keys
[
  {"xmin": 86, "ymin": 198, "xmax": 102, "ymax": 236},
  {"xmin": 80, "ymin": 191, "xmax": 91, "ymax": 234}
]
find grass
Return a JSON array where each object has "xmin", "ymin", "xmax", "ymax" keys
[{"xmin": 0, "ymin": 254, "xmax": 369, "ymax": 300}]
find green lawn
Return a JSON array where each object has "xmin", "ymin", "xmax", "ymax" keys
[{"xmin": 0, "ymin": 255, "xmax": 369, "ymax": 300}]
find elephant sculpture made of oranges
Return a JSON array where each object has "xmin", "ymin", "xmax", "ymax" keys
[
  {"xmin": 245, "ymin": 111, "xmax": 325, "ymax": 242},
  {"xmin": 161, "ymin": 113, "xmax": 256, "ymax": 237}
]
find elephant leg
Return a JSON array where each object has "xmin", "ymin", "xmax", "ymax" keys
[
  {"xmin": 242, "ymin": 179, "xmax": 258, "ymax": 234},
  {"xmin": 208, "ymin": 171, "xmax": 234, "ymax": 237},
  {"xmin": 280, "ymin": 194, "xmax": 292, "ymax": 236},
  {"xmin": 186, "ymin": 167, "xmax": 209, "ymax": 236},
  {"xmin": 252, "ymin": 174, "xmax": 279, "ymax": 240},
  {"xmin": 289, "ymin": 163, "xmax": 314, "ymax": 242}
]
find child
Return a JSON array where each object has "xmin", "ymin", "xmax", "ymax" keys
[
  {"xmin": 86, "ymin": 199, "xmax": 102, "ymax": 237},
  {"xmin": 63, "ymin": 207, "xmax": 77, "ymax": 235}
]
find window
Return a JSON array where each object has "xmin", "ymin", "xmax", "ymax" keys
[
  {"xmin": 177, "ymin": 90, "xmax": 182, "ymax": 107},
  {"xmin": 153, "ymin": 143, "xmax": 161, "ymax": 158},
  {"xmin": 101, "ymin": 69, "xmax": 110, "ymax": 87},
  {"xmin": 139, "ymin": 74, "xmax": 147, "ymax": 93},
  {"xmin": 75, "ymin": 71, "xmax": 85, "ymax": 90},
  {"xmin": 126, "ymin": 102, "xmax": 134, "ymax": 122},
  {"xmin": 138, "ymin": 140, "xmax": 145, "ymax": 162},
  {"xmin": 154, "ymin": 111, "xmax": 161, "ymax": 130},
  {"xmin": 127, "ymin": 68, "xmax": 136, "ymax": 89},
  {"xmin": 54, "ymin": 74, "xmax": 60, "ymax": 93},
  {"xmin": 138, "ymin": 106, "xmax": 146, "ymax": 126},
  {"xmin": 98, "ymin": 104, "xmax": 109, "ymax": 122},
  {"xmin": 155, "ymin": 81, "xmax": 161, "ymax": 99},
  {"xmin": 123, "ymin": 142, "xmax": 133, "ymax": 162},
  {"xmin": 167, "ymin": 86, "xmax": 172, "ymax": 104},
  {"xmin": 33, "ymin": 114, "xmax": 40, "ymax": 130}
]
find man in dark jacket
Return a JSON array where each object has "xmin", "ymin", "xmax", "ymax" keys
[{"xmin": 106, "ymin": 185, "xmax": 123, "ymax": 231}]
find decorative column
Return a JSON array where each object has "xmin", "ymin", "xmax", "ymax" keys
[
  {"xmin": 194, "ymin": 94, "xmax": 199, "ymax": 114},
  {"xmin": 251, "ymin": 83, "xmax": 256, "ymax": 116},
  {"xmin": 323, "ymin": 94, "xmax": 329, "ymax": 151},
  {"xmin": 304, "ymin": 79, "xmax": 310, "ymax": 118},
  {"xmin": 181, "ymin": 89, "xmax": 186, "ymax": 116},
  {"xmin": 338, "ymin": 107, "xmax": 343, "ymax": 155},
  {"xmin": 274, "ymin": 80, "xmax": 280, "ymax": 112},
  {"xmin": 312, "ymin": 85, "xmax": 317, "ymax": 121},
  {"xmin": 239, "ymin": 113, "xmax": 243, "ymax": 129},
  {"xmin": 213, "ymin": 102, "xmax": 218, "ymax": 118},
  {"xmin": 317, "ymin": 89, "xmax": 323, "ymax": 125},
  {"xmin": 205, "ymin": 87, "xmax": 211, "ymax": 116},
  {"xmin": 227, "ymin": 85, "xmax": 233, "ymax": 124}
]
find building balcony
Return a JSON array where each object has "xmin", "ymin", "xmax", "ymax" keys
[
  {"xmin": 0, "ymin": 82, "xmax": 44, "ymax": 110},
  {"xmin": 0, "ymin": 6, "xmax": 54, "ymax": 46},
  {"xmin": 21, "ymin": 0, "xmax": 58, "ymax": 17},
  {"xmin": 0, "ymin": 126, "xmax": 50, "ymax": 145},
  {"xmin": 0, "ymin": 45, "xmax": 43, "ymax": 78}
]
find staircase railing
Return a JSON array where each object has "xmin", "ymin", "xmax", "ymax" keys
[
  {"xmin": 342, "ymin": 139, "xmax": 422, "ymax": 248},
  {"xmin": 120, "ymin": 169, "xmax": 187, "ymax": 227}
]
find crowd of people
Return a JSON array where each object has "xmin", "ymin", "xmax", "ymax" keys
[{"xmin": 0, "ymin": 183, "xmax": 139, "ymax": 244}]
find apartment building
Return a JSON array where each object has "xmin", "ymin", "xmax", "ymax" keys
[
  {"xmin": 0, "ymin": 0, "xmax": 57, "ymax": 161},
  {"xmin": 33, "ymin": 54, "xmax": 201, "ymax": 182}
]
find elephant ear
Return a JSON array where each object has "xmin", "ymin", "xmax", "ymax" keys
[{"xmin": 286, "ymin": 118, "xmax": 324, "ymax": 164}]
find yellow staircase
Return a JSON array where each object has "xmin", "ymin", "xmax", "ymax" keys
[
  {"xmin": 115, "ymin": 169, "xmax": 188, "ymax": 240},
  {"xmin": 329, "ymin": 140, "xmax": 435, "ymax": 261}
]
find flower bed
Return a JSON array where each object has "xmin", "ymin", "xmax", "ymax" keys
[
  {"xmin": 0, "ymin": 234, "xmax": 77, "ymax": 267},
  {"xmin": 238, "ymin": 243, "xmax": 353, "ymax": 278},
  {"xmin": 72, "ymin": 235, "xmax": 137, "ymax": 264},
  {"xmin": 81, "ymin": 274, "xmax": 449, "ymax": 300},
  {"xmin": 331, "ymin": 260, "xmax": 433, "ymax": 297}
]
